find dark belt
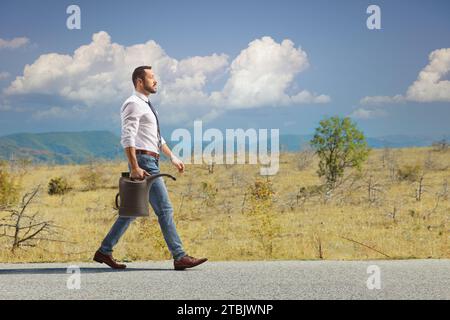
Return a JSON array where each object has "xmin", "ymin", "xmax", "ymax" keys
[{"xmin": 135, "ymin": 149, "xmax": 160, "ymax": 159}]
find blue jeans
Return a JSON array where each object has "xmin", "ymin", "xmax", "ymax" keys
[{"xmin": 99, "ymin": 154, "xmax": 186, "ymax": 260}]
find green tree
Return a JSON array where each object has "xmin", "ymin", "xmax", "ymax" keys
[{"xmin": 310, "ymin": 116, "xmax": 370, "ymax": 189}]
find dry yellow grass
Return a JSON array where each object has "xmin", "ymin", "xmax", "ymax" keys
[{"xmin": 0, "ymin": 146, "xmax": 449, "ymax": 263}]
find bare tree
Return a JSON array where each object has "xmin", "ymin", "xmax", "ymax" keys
[
  {"xmin": 241, "ymin": 191, "xmax": 248, "ymax": 214},
  {"xmin": 365, "ymin": 174, "xmax": 385, "ymax": 204},
  {"xmin": 314, "ymin": 234, "xmax": 324, "ymax": 259},
  {"xmin": 297, "ymin": 143, "xmax": 315, "ymax": 171},
  {"xmin": 219, "ymin": 198, "xmax": 235, "ymax": 216},
  {"xmin": 380, "ymin": 146, "xmax": 392, "ymax": 169},
  {"xmin": 425, "ymin": 179, "xmax": 449, "ymax": 219},
  {"xmin": 206, "ymin": 149, "xmax": 217, "ymax": 174},
  {"xmin": 385, "ymin": 199, "xmax": 403, "ymax": 223},
  {"xmin": 208, "ymin": 161, "xmax": 215, "ymax": 174},
  {"xmin": 0, "ymin": 185, "xmax": 64, "ymax": 252},
  {"xmin": 230, "ymin": 170, "xmax": 239, "ymax": 187},
  {"xmin": 383, "ymin": 149, "xmax": 400, "ymax": 182},
  {"xmin": 415, "ymin": 174, "xmax": 429, "ymax": 202},
  {"xmin": 440, "ymin": 179, "xmax": 449, "ymax": 200},
  {"xmin": 424, "ymin": 152, "xmax": 436, "ymax": 171}
]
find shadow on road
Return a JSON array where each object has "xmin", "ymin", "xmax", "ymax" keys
[{"xmin": 0, "ymin": 267, "xmax": 176, "ymax": 275}]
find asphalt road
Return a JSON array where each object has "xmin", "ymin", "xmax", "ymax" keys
[{"xmin": 0, "ymin": 260, "xmax": 448, "ymax": 300}]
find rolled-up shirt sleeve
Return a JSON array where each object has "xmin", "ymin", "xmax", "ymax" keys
[
  {"xmin": 120, "ymin": 102, "xmax": 141, "ymax": 148},
  {"xmin": 161, "ymin": 136, "xmax": 166, "ymax": 146}
]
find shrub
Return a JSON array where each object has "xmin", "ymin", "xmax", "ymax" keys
[
  {"xmin": 245, "ymin": 178, "xmax": 279, "ymax": 257},
  {"xmin": 432, "ymin": 138, "xmax": 449, "ymax": 152},
  {"xmin": 79, "ymin": 162, "xmax": 108, "ymax": 191},
  {"xmin": 249, "ymin": 178, "xmax": 274, "ymax": 201},
  {"xmin": 200, "ymin": 181, "xmax": 218, "ymax": 206},
  {"xmin": 397, "ymin": 164, "xmax": 423, "ymax": 182},
  {"xmin": 48, "ymin": 177, "xmax": 71, "ymax": 195}
]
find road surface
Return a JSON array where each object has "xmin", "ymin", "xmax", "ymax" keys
[{"xmin": 0, "ymin": 260, "xmax": 448, "ymax": 299}]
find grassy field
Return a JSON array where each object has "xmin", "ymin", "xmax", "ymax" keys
[{"xmin": 0, "ymin": 146, "xmax": 449, "ymax": 263}]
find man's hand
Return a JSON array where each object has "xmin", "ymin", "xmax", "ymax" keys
[
  {"xmin": 130, "ymin": 167, "xmax": 150, "ymax": 180},
  {"xmin": 170, "ymin": 154, "xmax": 185, "ymax": 173}
]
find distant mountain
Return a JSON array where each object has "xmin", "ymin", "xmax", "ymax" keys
[
  {"xmin": 280, "ymin": 134, "xmax": 449, "ymax": 151},
  {"xmin": 0, "ymin": 131, "xmax": 123, "ymax": 164},
  {"xmin": 0, "ymin": 131, "xmax": 447, "ymax": 164},
  {"xmin": 365, "ymin": 134, "xmax": 446, "ymax": 149}
]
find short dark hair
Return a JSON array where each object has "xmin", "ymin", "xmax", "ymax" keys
[{"xmin": 132, "ymin": 66, "xmax": 152, "ymax": 87}]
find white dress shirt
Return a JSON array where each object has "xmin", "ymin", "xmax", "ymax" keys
[{"xmin": 120, "ymin": 91, "xmax": 166, "ymax": 154}]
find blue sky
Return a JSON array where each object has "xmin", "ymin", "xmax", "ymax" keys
[{"xmin": 0, "ymin": 0, "xmax": 449, "ymax": 139}]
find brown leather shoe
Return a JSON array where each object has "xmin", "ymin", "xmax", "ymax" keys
[
  {"xmin": 174, "ymin": 255, "xmax": 208, "ymax": 270},
  {"xmin": 93, "ymin": 250, "xmax": 127, "ymax": 269}
]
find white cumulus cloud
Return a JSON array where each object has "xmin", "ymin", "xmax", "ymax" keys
[
  {"xmin": 360, "ymin": 95, "xmax": 404, "ymax": 105},
  {"xmin": 0, "ymin": 37, "xmax": 29, "ymax": 50},
  {"xmin": 5, "ymin": 32, "xmax": 228, "ymax": 108},
  {"xmin": 4, "ymin": 32, "xmax": 329, "ymax": 123},
  {"xmin": 349, "ymin": 108, "xmax": 387, "ymax": 120},
  {"xmin": 0, "ymin": 72, "xmax": 10, "ymax": 80},
  {"xmin": 210, "ymin": 36, "xmax": 329, "ymax": 109},
  {"xmin": 360, "ymin": 48, "xmax": 450, "ymax": 105},
  {"xmin": 406, "ymin": 48, "xmax": 450, "ymax": 102}
]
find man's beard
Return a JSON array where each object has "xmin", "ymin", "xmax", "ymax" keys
[{"xmin": 144, "ymin": 80, "xmax": 157, "ymax": 94}]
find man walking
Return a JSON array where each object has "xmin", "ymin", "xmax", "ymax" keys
[{"xmin": 93, "ymin": 66, "xmax": 207, "ymax": 270}]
